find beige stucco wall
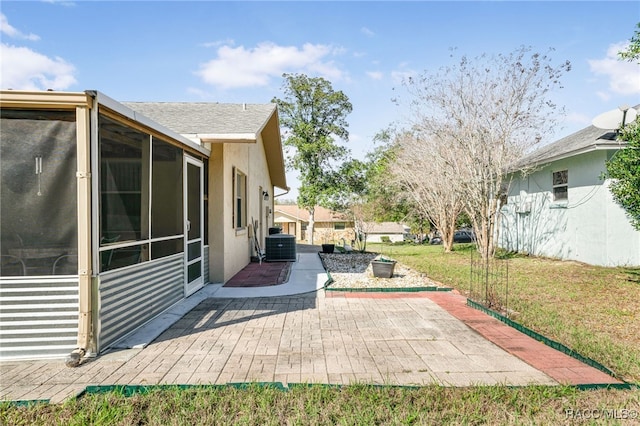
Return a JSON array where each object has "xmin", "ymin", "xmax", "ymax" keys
[{"xmin": 207, "ymin": 134, "xmax": 275, "ymax": 283}]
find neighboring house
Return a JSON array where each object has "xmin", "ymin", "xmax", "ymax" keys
[
  {"xmin": 274, "ymin": 205, "xmax": 353, "ymax": 243},
  {"xmin": 497, "ymin": 116, "xmax": 640, "ymax": 267},
  {"xmin": 0, "ymin": 90, "xmax": 287, "ymax": 361},
  {"xmin": 274, "ymin": 205, "xmax": 410, "ymax": 245},
  {"xmin": 364, "ymin": 222, "xmax": 411, "ymax": 243}
]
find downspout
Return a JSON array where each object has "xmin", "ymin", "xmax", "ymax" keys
[{"xmin": 66, "ymin": 100, "xmax": 93, "ymax": 367}]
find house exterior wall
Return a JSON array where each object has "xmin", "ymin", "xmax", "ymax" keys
[
  {"xmin": 210, "ymin": 134, "xmax": 275, "ymax": 284},
  {"xmin": 498, "ymin": 150, "xmax": 640, "ymax": 267},
  {"xmin": 367, "ymin": 233, "xmax": 405, "ymax": 243}
]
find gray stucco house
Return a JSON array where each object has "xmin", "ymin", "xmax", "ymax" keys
[{"xmin": 497, "ymin": 112, "xmax": 640, "ymax": 267}]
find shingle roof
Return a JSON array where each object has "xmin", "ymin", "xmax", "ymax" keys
[
  {"xmin": 123, "ymin": 101, "xmax": 287, "ymax": 189},
  {"xmin": 122, "ymin": 102, "xmax": 277, "ymax": 136},
  {"xmin": 274, "ymin": 205, "xmax": 350, "ymax": 222},
  {"xmin": 517, "ymin": 106, "xmax": 638, "ymax": 168},
  {"xmin": 366, "ymin": 222, "xmax": 410, "ymax": 234}
]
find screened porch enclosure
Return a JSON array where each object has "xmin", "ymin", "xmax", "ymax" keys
[
  {"xmin": 0, "ymin": 92, "xmax": 211, "ymax": 360},
  {"xmin": 98, "ymin": 113, "xmax": 193, "ymax": 272},
  {"xmin": 1, "ymin": 110, "xmax": 78, "ymax": 277}
]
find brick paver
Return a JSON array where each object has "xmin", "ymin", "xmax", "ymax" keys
[{"xmin": 1, "ymin": 291, "xmax": 565, "ymax": 403}]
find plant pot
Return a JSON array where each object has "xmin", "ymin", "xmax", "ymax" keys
[
  {"xmin": 371, "ymin": 260, "xmax": 396, "ymax": 278},
  {"xmin": 321, "ymin": 244, "xmax": 335, "ymax": 254}
]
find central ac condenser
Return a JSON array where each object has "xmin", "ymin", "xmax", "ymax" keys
[{"xmin": 265, "ymin": 234, "xmax": 296, "ymax": 261}]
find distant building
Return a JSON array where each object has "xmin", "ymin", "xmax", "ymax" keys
[{"xmin": 497, "ymin": 111, "xmax": 640, "ymax": 267}]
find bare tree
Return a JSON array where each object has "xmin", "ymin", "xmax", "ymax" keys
[
  {"xmin": 399, "ymin": 46, "xmax": 570, "ymax": 259},
  {"xmin": 389, "ymin": 130, "xmax": 464, "ymax": 252}
]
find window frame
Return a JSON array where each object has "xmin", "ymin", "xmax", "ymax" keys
[
  {"xmin": 97, "ymin": 113, "xmax": 187, "ymax": 272},
  {"xmin": 233, "ymin": 167, "xmax": 247, "ymax": 230},
  {"xmin": 552, "ymin": 169, "xmax": 568, "ymax": 202}
]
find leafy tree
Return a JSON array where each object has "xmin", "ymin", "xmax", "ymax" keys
[
  {"xmin": 272, "ymin": 73, "xmax": 353, "ymax": 244},
  {"xmin": 607, "ymin": 23, "xmax": 640, "ymax": 229},
  {"xmin": 362, "ymin": 129, "xmax": 411, "ymax": 223},
  {"xmin": 618, "ymin": 22, "xmax": 640, "ymax": 63},
  {"xmin": 606, "ymin": 120, "xmax": 640, "ymax": 230}
]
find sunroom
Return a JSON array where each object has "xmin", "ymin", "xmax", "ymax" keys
[{"xmin": 0, "ymin": 90, "xmax": 211, "ymax": 361}]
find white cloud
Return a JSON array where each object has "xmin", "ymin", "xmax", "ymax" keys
[
  {"xmin": 588, "ymin": 42, "xmax": 640, "ymax": 95},
  {"xmin": 0, "ymin": 43, "xmax": 76, "ymax": 90},
  {"xmin": 564, "ymin": 111, "xmax": 591, "ymax": 126},
  {"xmin": 0, "ymin": 13, "xmax": 40, "ymax": 41},
  {"xmin": 391, "ymin": 69, "xmax": 416, "ymax": 85},
  {"xmin": 361, "ymin": 27, "xmax": 375, "ymax": 37},
  {"xmin": 196, "ymin": 42, "xmax": 347, "ymax": 89},
  {"xmin": 366, "ymin": 71, "xmax": 383, "ymax": 80},
  {"xmin": 200, "ymin": 38, "xmax": 235, "ymax": 48},
  {"xmin": 42, "ymin": 0, "xmax": 76, "ymax": 6}
]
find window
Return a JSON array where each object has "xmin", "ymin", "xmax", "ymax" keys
[
  {"xmin": 203, "ymin": 160, "xmax": 209, "ymax": 245},
  {"xmin": 150, "ymin": 138, "xmax": 183, "ymax": 260},
  {"xmin": 233, "ymin": 167, "xmax": 247, "ymax": 229},
  {"xmin": 499, "ymin": 183, "xmax": 509, "ymax": 207},
  {"xmin": 100, "ymin": 115, "xmax": 148, "ymax": 243},
  {"xmin": 98, "ymin": 114, "xmax": 188, "ymax": 271},
  {"xmin": 0, "ymin": 109, "xmax": 78, "ymax": 276},
  {"xmin": 552, "ymin": 170, "xmax": 568, "ymax": 201},
  {"xmin": 151, "ymin": 138, "xmax": 183, "ymax": 238},
  {"xmin": 334, "ymin": 222, "xmax": 346, "ymax": 230}
]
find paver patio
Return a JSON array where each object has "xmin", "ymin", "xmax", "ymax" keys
[{"xmin": 1, "ymin": 291, "xmax": 559, "ymax": 403}]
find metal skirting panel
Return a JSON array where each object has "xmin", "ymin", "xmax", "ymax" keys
[
  {"xmin": 98, "ymin": 254, "xmax": 184, "ymax": 351},
  {"xmin": 203, "ymin": 245, "xmax": 209, "ymax": 283},
  {"xmin": 0, "ymin": 277, "xmax": 79, "ymax": 360}
]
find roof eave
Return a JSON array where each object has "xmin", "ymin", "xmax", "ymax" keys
[
  {"xmin": 262, "ymin": 107, "xmax": 288, "ymax": 190},
  {"xmin": 95, "ymin": 91, "xmax": 211, "ymax": 157},
  {"xmin": 517, "ymin": 142, "xmax": 626, "ymax": 170},
  {"xmin": 197, "ymin": 133, "xmax": 258, "ymax": 144}
]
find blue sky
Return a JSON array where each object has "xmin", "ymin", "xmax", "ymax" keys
[{"xmin": 1, "ymin": 1, "xmax": 639, "ymax": 199}]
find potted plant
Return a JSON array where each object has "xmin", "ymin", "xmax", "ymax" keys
[
  {"xmin": 319, "ymin": 229, "xmax": 336, "ymax": 253},
  {"xmin": 321, "ymin": 243, "xmax": 335, "ymax": 253},
  {"xmin": 371, "ymin": 255, "xmax": 396, "ymax": 278}
]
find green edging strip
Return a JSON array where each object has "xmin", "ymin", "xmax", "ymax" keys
[
  {"xmin": 575, "ymin": 383, "xmax": 637, "ymax": 391},
  {"xmin": 9, "ymin": 382, "xmax": 637, "ymax": 404},
  {"xmin": 325, "ymin": 286, "xmax": 453, "ymax": 293},
  {"xmin": 80, "ymin": 384, "xmax": 224, "ymax": 398},
  {"xmin": 226, "ymin": 382, "xmax": 288, "ymax": 391},
  {"xmin": 73, "ymin": 381, "xmax": 637, "ymax": 401},
  {"xmin": 466, "ymin": 299, "xmax": 627, "ymax": 383},
  {"xmin": 3, "ymin": 399, "xmax": 50, "ymax": 407}
]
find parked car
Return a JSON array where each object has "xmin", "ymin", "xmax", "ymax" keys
[
  {"xmin": 453, "ymin": 229, "xmax": 475, "ymax": 243},
  {"xmin": 429, "ymin": 229, "xmax": 475, "ymax": 245}
]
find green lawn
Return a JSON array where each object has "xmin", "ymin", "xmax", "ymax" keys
[
  {"xmin": 1, "ymin": 384, "xmax": 638, "ymax": 425},
  {"xmin": 373, "ymin": 242, "xmax": 640, "ymax": 384}
]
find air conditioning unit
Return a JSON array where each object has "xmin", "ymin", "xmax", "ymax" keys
[{"xmin": 265, "ymin": 234, "xmax": 296, "ymax": 261}]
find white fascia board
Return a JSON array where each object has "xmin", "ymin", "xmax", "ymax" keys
[
  {"xmin": 523, "ymin": 142, "xmax": 625, "ymax": 169},
  {"xmin": 91, "ymin": 91, "xmax": 210, "ymax": 157},
  {"xmin": 197, "ymin": 133, "xmax": 258, "ymax": 143}
]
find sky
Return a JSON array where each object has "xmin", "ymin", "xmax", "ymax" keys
[{"xmin": 1, "ymin": 1, "xmax": 639, "ymax": 200}]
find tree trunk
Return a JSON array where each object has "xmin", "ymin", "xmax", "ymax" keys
[
  {"xmin": 307, "ymin": 208, "xmax": 315, "ymax": 245},
  {"xmin": 442, "ymin": 221, "xmax": 456, "ymax": 252}
]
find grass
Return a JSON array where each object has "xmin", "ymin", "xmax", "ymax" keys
[
  {"xmin": 3, "ymin": 243, "xmax": 640, "ymax": 424},
  {"xmin": 2, "ymin": 384, "xmax": 639, "ymax": 425},
  {"xmin": 373, "ymin": 242, "xmax": 640, "ymax": 384}
]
